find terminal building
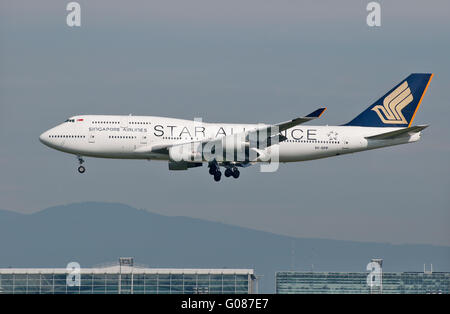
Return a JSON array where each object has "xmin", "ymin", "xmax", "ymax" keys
[
  {"xmin": 0, "ymin": 258, "xmax": 257, "ymax": 294},
  {"xmin": 276, "ymin": 271, "xmax": 450, "ymax": 294}
]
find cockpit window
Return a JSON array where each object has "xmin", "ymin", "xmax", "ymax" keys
[{"xmin": 65, "ymin": 119, "xmax": 75, "ymax": 123}]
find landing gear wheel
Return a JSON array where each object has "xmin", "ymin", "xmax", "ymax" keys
[
  {"xmin": 224, "ymin": 168, "xmax": 232, "ymax": 177},
  {"xmin": 209, "ymin": 167, "xmax": 216, "ymax": 175},
  {"xmin": 213, "ymin": 171, "xmax": 222, "ymax": 182},
  {"xmin": 78, "ymin": 165, "xmax": 86, "ymax": 174},
  {"xmin": 232, "ymin": 168, "xmax": 240, "ymax": 179}
]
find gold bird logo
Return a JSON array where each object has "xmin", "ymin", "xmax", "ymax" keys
[{"xmin": 371, "ymin": 81, "xmax": 413, "ymax": 124}]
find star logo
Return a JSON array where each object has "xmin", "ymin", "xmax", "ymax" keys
[{"xmin": 327, "ymin": 131, "xmax": 338, "ymax": 141}]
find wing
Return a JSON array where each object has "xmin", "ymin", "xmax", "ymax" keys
[
  {"xmin": 245, "ymin": 107, "xmax": 326, "ymax": 146},
  {"xmin": 273, "ymin": 107, "xmax": 327, "ymax": 132},
  {"xmin": 246, "ymin": 107, "xmax": 326, "ymax": 137}
]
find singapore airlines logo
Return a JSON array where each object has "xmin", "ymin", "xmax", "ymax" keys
[{"xmin": 371, "ymin": 81, "xmax": 413, "ymax": 124}]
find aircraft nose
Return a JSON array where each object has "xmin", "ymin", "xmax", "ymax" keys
[{"xmin": 39, "ymin": 130, "xmax": 50, "ymax": 145}]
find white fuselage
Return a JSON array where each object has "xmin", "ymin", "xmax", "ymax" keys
[{"xmin": 39, "ymin": 115, "xmax": 421, "ymax": 164}]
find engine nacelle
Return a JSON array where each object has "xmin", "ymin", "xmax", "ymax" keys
[
  {"xmin": 168, "ymin": 161, "xmax": 203, "ymax": 171},
  {"xmin": 168, "ymin": 144, "xmax": 202, "ymax": 162}
]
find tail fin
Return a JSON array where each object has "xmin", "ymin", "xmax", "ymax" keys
[{"xmin": 345, "ymin": 73, "xmax": 433, "ymax": 127}]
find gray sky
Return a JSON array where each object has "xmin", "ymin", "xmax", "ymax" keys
[{"xmin": 1, "ymin": 0, "xmax": 449, "ymax": 246}]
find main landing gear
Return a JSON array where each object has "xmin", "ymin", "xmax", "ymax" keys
[
  {"xmin": 224, "ymin": 166, "xmax": 240, "ymax": 179},
  {"xmin": 77, "ymin": 156, "xmax": 86, "ymax": 174},
  {"xmin": 208, "ymin": 163, "xmax": 240, "ymax": 182},
  {"xmin": 209, "ymin": 163, "xmax": 221, "ymax": 182}
]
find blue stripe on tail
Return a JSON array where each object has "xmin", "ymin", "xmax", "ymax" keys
[{"xmin": 345, "ymin": 73, "xmax": 433, "ymax": 127}]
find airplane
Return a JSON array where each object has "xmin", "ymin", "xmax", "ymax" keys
[{"xmin": 39, "ymin": 73, "xmax": 433, "ymax": 182}]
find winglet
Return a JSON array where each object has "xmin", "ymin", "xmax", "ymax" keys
[{"xmin": 305, "ymin": 107, "xmax": 327, "ymax": 118}]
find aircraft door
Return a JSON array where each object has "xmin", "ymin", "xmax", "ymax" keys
[
  {"xmin": 88, "ymin": 118, "xmax": 97, "ymax": 144},
  {"xmin": 342, "ymin": 136, "xmax": 350, "ymax": 150},
  {"xmin": 120, "ymin": 116, "xmax": 129, "ymax": 129}
]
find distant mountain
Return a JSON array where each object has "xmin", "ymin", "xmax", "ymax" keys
[{"xmin": 0, "ymin": 202, "xmax": 449, "ymax": 293}]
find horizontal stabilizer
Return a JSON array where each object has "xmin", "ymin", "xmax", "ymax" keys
[{"xmin": 365, "ymin": 125, "xmax": 429, "ymax": 140}]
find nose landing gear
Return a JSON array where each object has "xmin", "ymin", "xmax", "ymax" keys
[{"xmin": 77, "ymin": 156, "xmax": 86, "ymax": 174}]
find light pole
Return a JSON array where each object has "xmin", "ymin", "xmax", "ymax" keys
[{"xmin": 118, "ymin": 257, "xmax": 134, "ymax": 294}]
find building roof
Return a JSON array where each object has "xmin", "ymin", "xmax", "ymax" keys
[
  {"xmin": 0, "ymin": 266, "xmax": 255, "ymax": 275},
  {"xmin": 275, "ymin": 271, "xmax": 450, "ymax": 275}
]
